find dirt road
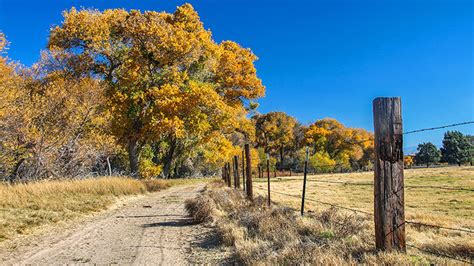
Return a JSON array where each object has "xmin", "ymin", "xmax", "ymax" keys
[{"xmin": 1, "ymin": 184, "xmax": 230, "ymax": 265}]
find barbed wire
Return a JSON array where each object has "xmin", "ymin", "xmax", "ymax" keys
[
  {"xmin": 254, "ymin": 185, "xmax": 474, "ymax": 233},
  {"xmin": 256, "ymin": 175, "xmax": 474, "ymax": 192},
  {"xmin": 316, "ymin": 121, "xmax": 474, "ymax": 150},
  {"xmin": 403, "ymin": 121, "xmax": 474, "ymax": 135},
  {"xmin": 250, "ymin": 182, "xmax": 474, "ymax": 263},
  {"xmin": 405, "ymin": 221, "xmax": 474, "ymax": 234},
  {"xmin": 406, "ymin": 244, "xmax": 472, "ymax": 264},
  {"xmin": 257, "ymin": 188, "xmax": 373, "ymax": 216}
]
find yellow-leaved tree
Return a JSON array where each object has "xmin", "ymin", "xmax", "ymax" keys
[
  {"xmin": 48, "ymin": 4, "xmax": 264, "ymax": 177},
  {"xmin": 0, "ymin": 35, "xmax": 118, "ymax": 180},
  {"xmin": 253, "ymin": 112, "xmax": 297, "ymax": 170},
  {"xmin": 305, "ymin": 118, "xmax": 373, "ymax": 170}
]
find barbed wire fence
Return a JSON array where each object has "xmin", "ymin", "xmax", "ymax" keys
[{"xmin": 221, "ymin": 98, "xmax": 473, "ymax": 263}]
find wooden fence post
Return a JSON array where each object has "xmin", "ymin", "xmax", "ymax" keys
[
  {"xmin": 227, "ymin": 162, "xmax": 232, "ymax": 187},
  {"xmin": 224, "ymin": 163, "xmax": 228, "ymax": 185},
  {"xmin": 242, "ymin": 150, "xmax": 246, "ymax": 191},
  {"xmin": 301, "ymin": 146, "xmax": 309, "ymax": 216},
  {"xmin": 224, "ymin": 163, "xmax": 228, "ymax": 186},
  {"xmin": 373, "ymin": 97, "xmax": 406, "ymax": 252},
  {"xmin": 266, "ymin": 153, "xmax": 271, "ymax": 206},
  {"xmin": 245, "ymin": 144, "xmax": 253, "ymax": 200},
  {"xmin": 233, "ymin": 156, "xmax": 240, "ymax": 189}
]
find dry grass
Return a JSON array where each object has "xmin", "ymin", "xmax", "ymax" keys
[
  {"xmin": 0, "ymin": 176, "xmax": 216, "ymax": 242},
  {"xmin": 250, "ymin": 166, "xmax": 474, "ymax": 264},
  {"xmin": 187, "ymin": 170, "xmax": 473, "ymax": 264}
]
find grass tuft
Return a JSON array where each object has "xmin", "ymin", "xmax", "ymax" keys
[{"xmin": 185, "ymin": 180, "xmax": 473, "ymax": 264}]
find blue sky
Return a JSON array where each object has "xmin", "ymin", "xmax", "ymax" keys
[{"xmin": 0, "ymin": 0, "xmax": 472, "ymax": 148}]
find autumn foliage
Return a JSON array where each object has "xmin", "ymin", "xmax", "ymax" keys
[
  {"xmin": 254, "ymin": 113, "xmax": 374, "ymax": 173},
  {"xmin": 1, "ymin": 4, "xmax": 374, "ymax": 181},
  {"xmin": 0, "ymin": 5, "xmax": 266, "ymax": 180}
]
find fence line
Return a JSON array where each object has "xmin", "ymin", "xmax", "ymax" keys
[
  {"xmin": 255, "ymin": 187, "xmax": 373, "ymax": 216},
  {"xmin": 403, "ymin": 121, "xmax": 474, "ymax": 135},
  {"xmin": 405, "ymin": 221, "xmax": 474, "ymax": 234},
  {"xmin": 406, "ymin": 244, "xmax": 472, "ymax": 264},
  {"xmin": 340, "ymin": 121, "xmax": 474, "ymax": 147},
  {"xmin": 255, "ymin": 184, "xmax": 474, "ymax": 234},
  {"xmin": 259, "ymin": 176, "xmax": 473, "ymax": 192},
  {"xmin": 228, "ymin": 106, "xmax": 474, "ymax": 261},
  {"xmin": 256, "ymin": 186, "xmax": 473, "ymax": 263}
]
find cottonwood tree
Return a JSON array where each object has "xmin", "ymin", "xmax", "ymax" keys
[
  {"xmin": 304, "ymin": 118, "xmax": 374, "ymax": 170},
  {"xmin": 441, "ymin": 131, "xmax": 472, "ymax": 166},
  {"xmin": 48, "ymin": 4, "xmax": 264, "ymax": 177},
  {"xmin": 253, "ymin": 112, "xmax": 297, "ymax": 170},
  {"xmin": 415, "ymin": 142, "xmax": 440, "ymax": 168},
  {"xmin": 0, "ymin": 38, "xmax": 117, "ymax": 180}
]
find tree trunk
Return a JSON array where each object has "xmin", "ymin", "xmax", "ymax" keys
[
  {"xmin": 9, "ymin": 158, "xmax": 25, "ymax": 183},
  {"xmin": 128, "ymin": 140, "xmax": 140, "ymax": 178},
  {"xmin": 280, "ymin": 146, "xmax": 284, "ymax": 171},
  {"xmin": 162, "ymin": 138, "xmax": 176, "ymax": 178}
]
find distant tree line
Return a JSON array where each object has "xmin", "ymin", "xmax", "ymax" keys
[
  {"xmin": 405, "ymin": 131, "xmax": 473, "ymax": 168},
  {"xmin": 253, "ymin": 112, "xmax": 374, "ymax": 174}
]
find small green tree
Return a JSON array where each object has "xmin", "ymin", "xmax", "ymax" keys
[
  {"xmin": 441, "ymin": 131, "xmax": 472, "ymax": 166},
  {"xmin": 414, "ymin": 142, "xmax": 440, "ymax": 168},
  {"xmin": 467, "ymin": 135, "xmax": 474, "ymax": 166}
]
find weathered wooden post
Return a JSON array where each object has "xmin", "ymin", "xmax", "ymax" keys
[
  {"xmin": 242, "ymin": 150, "xmax": 246, "ymax": 191},
  {"xmin": 266, "ymin": 153, "xmax": 271, "ymax": 206},
  {"xmin": 373, "ymin": 97, "xmax": 406, "ymax": 252},
  {"xmin": 233, "ymin": 155, "xmax": 240, "ymax": 189},
  {"xmin": 227, "ymin": 162, "xmax": 232, "ymax": 187},
  {"xmin": 301, "ymin": 146, "xmax": 309, "ymax": 216},
  {"xmin": 224, "ymin": 163, "xmax": 227, "ymax": 184},
  {"xmin": 244, "ymin": 144, "xmax": 253, "ymax": 200}
]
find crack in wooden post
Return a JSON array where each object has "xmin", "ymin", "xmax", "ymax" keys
[{"xmin": 373, "ymin": 97, "xmax": 406, "ymax": 252}]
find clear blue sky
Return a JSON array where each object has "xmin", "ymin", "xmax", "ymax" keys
[{"xmin": 1, "ymin": 0, "xmax": 473, "ymax": 148}]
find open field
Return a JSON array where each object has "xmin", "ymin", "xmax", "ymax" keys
[
  {"xmin": 252, "ymin": 166, "xmax": 473, "ymax": 262},
  {"xmin": 0, "ymin": 177, "xmax": 217, "ymax": 243}
]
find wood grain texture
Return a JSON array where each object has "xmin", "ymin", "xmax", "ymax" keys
[{"xmin": 373, "ymin": 97, "xmax": 406, "ymax": 251}]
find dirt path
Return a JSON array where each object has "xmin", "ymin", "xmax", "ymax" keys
[{"xmin": 1, "ymin": 184, "xmax": 231, "ymax": 265}]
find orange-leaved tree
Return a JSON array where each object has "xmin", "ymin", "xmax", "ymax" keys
[{"xmin": 48, "ymin": 4, "xmax": 264, "ymax": 177}]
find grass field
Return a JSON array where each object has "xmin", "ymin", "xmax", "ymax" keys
[
  {"xmin": 252, "ymin": 166, "xmax": 473, "ymax": 262},
  {"xmin": 0, "ymin": 177, "xmax": 217, "ymax": 243}
]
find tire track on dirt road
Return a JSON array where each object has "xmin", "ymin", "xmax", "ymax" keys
[{"xmin": 1, "ymin": 184, "xmax": 222, "ymax": 265}]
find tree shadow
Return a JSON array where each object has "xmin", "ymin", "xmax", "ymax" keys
[
  {"xmin": 116, "ymin": 214, "xmax": 178, "ymax": 219},
  {"xmin": 141, "ymin": 218, "xmax": 194, "ymax": 228},
  {"xmin": 192, "ymin": 229, "xmax": 221, "ymax": 249}
]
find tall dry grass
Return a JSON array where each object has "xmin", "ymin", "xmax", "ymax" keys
[
  {"xmin": 0, "ymin": 177, "xmax": 170, "ymax": 241},
  {"xmin": 186, "ymin": 182, "xmax": 471, "ymax": 265}
]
